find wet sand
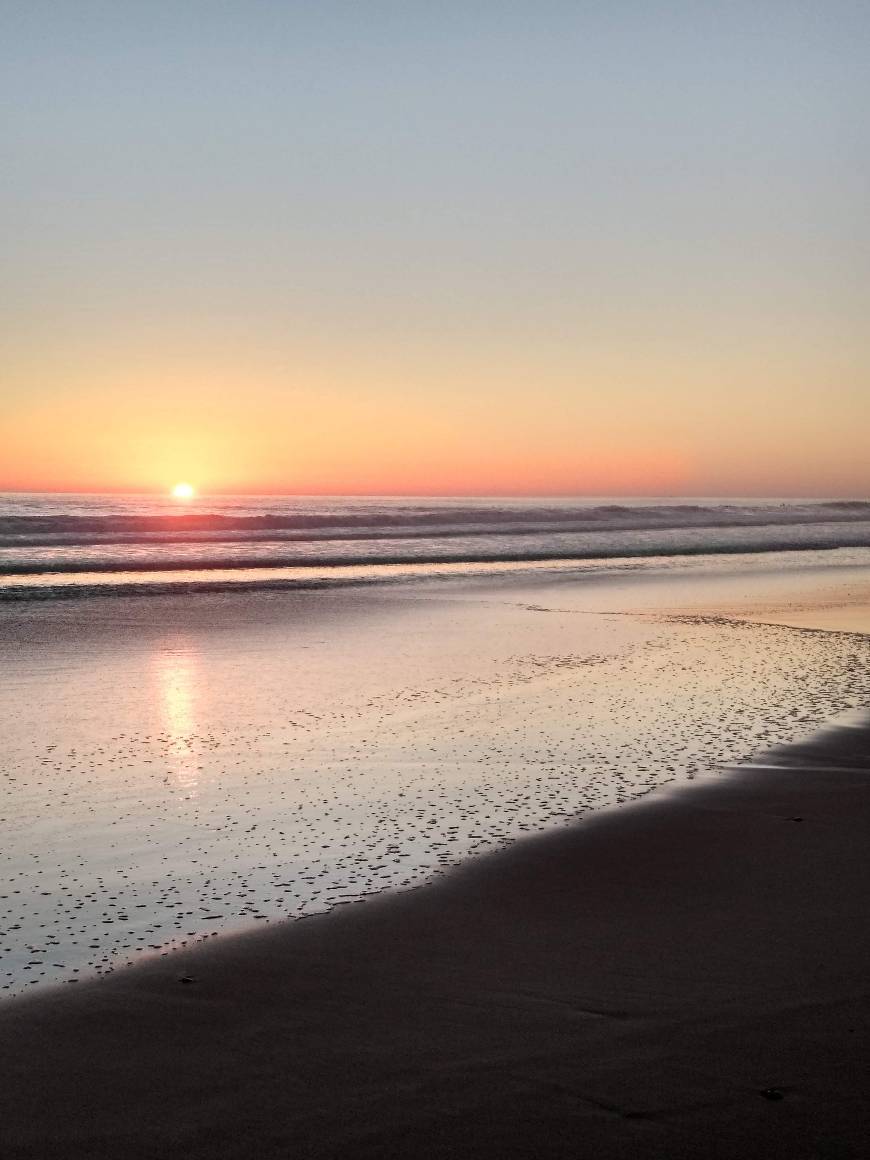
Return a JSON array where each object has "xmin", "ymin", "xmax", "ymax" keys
[
  {"xmin": 4, "ymin": 562, "xmax": 868, "ymax": 997},
  {"xmin": 0, "ymin": 717, "xmax": 868, "ymax": 1159}
]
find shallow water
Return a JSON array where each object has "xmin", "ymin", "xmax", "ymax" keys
[{"xmin": 2, "ymin": 559, "xmax": 869, "ymax": 997}]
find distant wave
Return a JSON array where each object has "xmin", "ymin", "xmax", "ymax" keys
[
  {"xmin": 1, "ymin": 496, "xmax": 868, "ymax": 598},
  {"xmin": 2, "ymin": 499, "xmax": 869, "ymax": 550},
  {"xmin": 0, "ymin": 537, "xmax": 869, "ymax": 576}
]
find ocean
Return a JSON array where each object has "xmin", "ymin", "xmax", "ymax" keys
[
  {"xmin": 2, "ymin": 492, "xmax": 870, "ymax": 598},
  {"xmin": 2, "ymin": 494, "xmax": 869, "ymax": 998}
]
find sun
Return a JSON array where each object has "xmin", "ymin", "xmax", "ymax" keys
[{"xmin": 171, "ymin": 482, "xmax": 196, "ymax": 500}]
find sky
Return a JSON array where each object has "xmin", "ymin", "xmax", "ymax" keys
[{"xmin": 1, "ymin": 1, "xmax": 867, "ymax": 497}]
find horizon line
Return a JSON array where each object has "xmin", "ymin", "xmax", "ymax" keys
[{"xmin": 0, "ymin": 487, "xmax": 867, "ymax": 503}]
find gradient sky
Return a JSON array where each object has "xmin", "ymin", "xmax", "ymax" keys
[{"xmin": 1, "ymin": 1, "xmax": 867, "ymax": 496}]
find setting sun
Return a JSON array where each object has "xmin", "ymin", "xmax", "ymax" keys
[{"xmin": 171, "ymin": 482, "xmax": 195, "ymax": 500}]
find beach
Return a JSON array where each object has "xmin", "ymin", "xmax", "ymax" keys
[
  {"xmin": 2, "ymin": 550, "xmax": 869, "ymax": 996},
  {"xmin": 0, "ymin": 547, "xmax": 868, "ymax": 1157}
]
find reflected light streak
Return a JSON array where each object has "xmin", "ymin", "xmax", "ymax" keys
[{"xmin": 153, "ymin": 640, "xmax": 201, "ymax": 795}]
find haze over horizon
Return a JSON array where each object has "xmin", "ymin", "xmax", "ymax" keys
[{"xmin": 2, "ymin": 2, "xmax": 867, "ymax": 498}]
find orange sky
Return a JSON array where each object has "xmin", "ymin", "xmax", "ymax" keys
[
  {"xmin": 3, "ymin": 317, "xmax": 867, "ymax": 496},
  {"xmin": 2, "ymin": 341, "xmax": 866, "ymax": 497}
]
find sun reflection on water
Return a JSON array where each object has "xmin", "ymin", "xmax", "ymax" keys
[{"xmin": 153, "ymin": 641, "xmax": 201, "ymax": 795}]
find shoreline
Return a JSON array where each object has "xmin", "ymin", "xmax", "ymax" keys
[
  {"xmin": 1, "ymin": 561, "xmax": 868, "ymax": 999},
  {"xmin": 2, "ymin": 716, "xmax": 868, "ymax": 1158}
]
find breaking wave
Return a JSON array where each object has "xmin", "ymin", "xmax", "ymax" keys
[{"xmin": 1, "ymin": 494, "xmax": 868, "ymax": 597}]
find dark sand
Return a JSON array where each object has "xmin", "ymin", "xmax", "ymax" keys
[{"xmin": 1, "ymin": 719, "xmax": 868, "ymax": 1159}]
